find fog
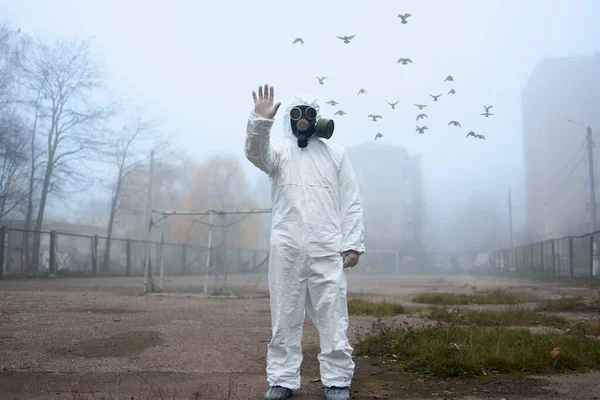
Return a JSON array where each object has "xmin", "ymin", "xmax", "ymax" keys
[{"xmin": 2, "ymin": 0, "xmax": 600, "ymax": 256}]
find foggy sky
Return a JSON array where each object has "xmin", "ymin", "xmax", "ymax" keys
[{"xmin": 2, "ymin": 0, "xmax": 600, "ymax": 233}]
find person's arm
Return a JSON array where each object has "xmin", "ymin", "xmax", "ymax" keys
[
  {"xmin": 339, "ymin": 151, "xmax": 365, "ymax": 267},
  {"xmin": 244, "ymin": 84, "xmax": 281, "ymax": 175},
  {"xmin": 245, "ymin": 111, "xmax": 279, "ymax": 175}
]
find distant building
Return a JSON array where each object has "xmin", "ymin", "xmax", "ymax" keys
[
  {"xmin": 345, "ymin": 142, "xmax": 424, "ymax": 253},
  {"xmin": 522, "ymin": 53, "xmax": 600, "ymax": 239}
]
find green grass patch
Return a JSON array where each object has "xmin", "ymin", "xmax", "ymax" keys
[
  {"xmin": 413, "ymin": 289, "xmax": 522, "ymax": 305},
  {"xmin": 348, "ymin": 298, "xmax": 406, "ymax": 317},
  {"xmin": 427, "ymin": 307, "xmax": 569, "ymax": 329},
  {"xmin": 355, "ymin": 325, "xmax": 600, "ymax": 378},
  {"xmin": 536, "ymin": 297, "xmax": 600, "ymax": 313}
]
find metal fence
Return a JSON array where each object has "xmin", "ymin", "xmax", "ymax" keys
[
  {"xmin": 0, "ymin": 226, "xmax": 270, "ymax": 279},
  {"xmin": 0, "ymin": 226, "xmax": 490, "ymax": 280},
  {"xmin": 489, "ymin": 230, "xmax": 600, "ymax": 279}
]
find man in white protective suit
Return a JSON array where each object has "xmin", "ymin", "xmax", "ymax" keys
[{"xmin": 244, "ymin": 84, "xmax": 365, "ymax": 400}]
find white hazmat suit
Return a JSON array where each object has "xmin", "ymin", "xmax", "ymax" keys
[{"xmin": 244, "ymin": 95, "xmax": 365, "ymax": 391}]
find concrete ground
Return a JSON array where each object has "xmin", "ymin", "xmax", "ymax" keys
[{"xmin": 1, "ymin": 272, "xmax": 599, "ymax": 399}]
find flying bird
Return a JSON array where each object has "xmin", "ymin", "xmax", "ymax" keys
[
  {"xmin": 325, "ymin": 100, "xmax": 339, "ymax": 106},
  {"xmin": 480, "ymin": 112, "xmax": 494, "ymax": 118},
  {"xmin": 387, "ymin": 100, "xmax": 399, "ymax": 109},
  {"xmin": 448, "ymin": 120, "xmax": 461, "ymax": 127},
  {"xmin": 397, "ymin": 58, "xmax": 413, "ymax": 65},
  {"xmin": 292, "ymin": 38, "xmax": 304, "ymax": 45},
  {"xmin": 337, "ymin": 34, "xmax": 356, "ymax": 44},
  {"xmin": 397, "ymin": 13, "xmax": 412, "ymax": 24},
  {"xmin": 415, "ymin": 125, "xmax": 428, "ymax": 134},
  {"xmin": 429, "ymin": 93, "xmax": 442, "ymax": 102},
  {"xmin": 357, "ymin": 88, "xmax": 367, "ymax": 96},
  {"xmin": 444, "ymin": 75, "xmax": 454, "ymax": 82},
  {"xmin": 483, "ymin": 105, "xmax": 493, "ymax": 112},
  {"xmin": 466, "ymin": 131, "xmax": 485, "ymax": 139},
  {"xmin": 368, "ymin": 114, "xmax": 383, "ymax": 121},
  {"xmin": 416, "ymin": 113, "xmax": 428, "ymax": 121},
  {"xmin": 316, "ymin": 76, "xmax": 327, "ymax": 85},
  {"xmin": 334, "ymin": 110, "xmax": 347, "ymax": 116},
  {"xmin": 374, "ymin": 133, "xmax": 384, "ymax": 140},
  {"xmin": 414, "ymin": 103, "xmax": 428, "ymax": 110},
  {"xmin": 448, "ymin": 88, "xmax": 456, "ymax": 95}
]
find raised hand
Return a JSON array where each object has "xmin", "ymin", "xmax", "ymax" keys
[{"xmin": 252, "ymin": 84, "xmax": 281, "ymax": 120}]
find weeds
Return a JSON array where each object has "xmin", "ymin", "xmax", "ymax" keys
[
  {"xmin": 355, "ymin": 324, "xmax": 600, "ymax": 378},
  {"xmin": 536, "ymin": 296, "xmax": 600, "ymax": 313},
  {"xmin": 413, "ymin": 289, "xmax": 522, "ymax": 305},
  {"xmin": 426, "ymin": 307, "xmax": 570, "ymax": 329},
  {"xmin": 348, "ymin": 298, "xmax": 406, "ymax": 317}
]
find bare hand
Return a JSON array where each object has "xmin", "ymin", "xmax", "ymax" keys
[
  {"xmin": 252, "ymin": 84, "xmax": 281, "ymax": 120},
  {"xmin": 342, "ymin": 250, "xmax": 359, "ymax": 269}
]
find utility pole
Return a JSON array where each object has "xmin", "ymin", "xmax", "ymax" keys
[
  {"xmin": 587, "ymin": 127, "xmax": 597, "ymax": 231},
  {"xmin": 508, "ymin": 190, "xmax": 514, "ymax": 247}
]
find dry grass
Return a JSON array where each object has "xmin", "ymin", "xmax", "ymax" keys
[{"xmin": 413, "ymin": 289, "xmax": 522, "ymax": 305}]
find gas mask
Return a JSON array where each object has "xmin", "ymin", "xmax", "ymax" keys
[{"xmin": 289, "ymin": 105, "xmax": 334, "ymax": 148}]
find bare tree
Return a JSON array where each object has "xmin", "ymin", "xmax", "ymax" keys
[
  {"xmin": 20, "ymin": 88, "xmax": 44, "ymax": 271},
  {"xmin": 0, "ymin": 23, "xmax": 32, "ymax": 221},
  {"xmin": 101, "ymin": 112, "xmax": 169, "ymax": 274},
  {"xmin": 23, "ymin": 37, "xmax": 116, "ymax": 273},
  {"xmin": 0, "ymin": 111, "xmax": 28, "ymax": 219}
]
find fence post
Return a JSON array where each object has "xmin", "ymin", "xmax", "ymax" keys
[
  {"xmin": 126, "ymin": 239, "xmax": 132, "ymax": 276},
  {"xmin": 49, "ymin": 230, "xmax": 57, "ymax": 277},
  {"xmin": 252, "ymin": 249, "xmax": 258, "ymax": 272},
  {"xmin": 181, "ymin": 244, "xmax": 187, "ymax": 274},
  {"xmin": 91, "ymin": 235, "xmax": 99, "ymax": 276},
  {"xmin": 540, "ymin": 242, "xmax": 545, "ymax": 275},
  {"xmin": 569, "ymin": 237, "xmax": 574, "ymax": 278},
  {"xmin": 551, "ymin": 240, "xmax": 556, "ymax": 279},
  {"xmin": 0, "ymin": 226, "xmax": 6, "ymax": 279},
  {"xmin": 590, "ymin": 234, "xmax": 594, "ymax": 279},
  {"xmin": 530, "ymin": 244, "xmax": 535, "ymax": 274}
]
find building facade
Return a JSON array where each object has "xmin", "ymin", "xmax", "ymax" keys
[
  {"xmin": 523, "ymin": 53, "xmax": 600, "ymax": 239},
  {"xmin": 345, "ymin": 142, "xmax": 424, "ymax": 254}
]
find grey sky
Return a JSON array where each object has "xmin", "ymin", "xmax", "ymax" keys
[{"xmin": 3, "ymin": 0, "xmax": 599, "ymax": 234}]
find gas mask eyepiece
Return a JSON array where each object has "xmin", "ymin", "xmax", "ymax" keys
[{"xmin": 289, "ymin": 105, "xmax": 334, "ymax": 148}]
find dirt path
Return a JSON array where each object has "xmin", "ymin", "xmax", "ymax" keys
[{"xmin": 1, "ymin": 274, "xmax": 599, "ymax": 399}]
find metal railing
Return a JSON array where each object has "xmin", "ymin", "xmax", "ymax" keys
[
  {"xmin": 488, "ymin": 230, "xmax": 600, "ymax": 279},
  {"xmin": 0, "ymin": 225, "xmax": 488, "ymax": 279},
  {"xmin": 0, "ymin": 226, "xmax": 269, "ymax": 278}
]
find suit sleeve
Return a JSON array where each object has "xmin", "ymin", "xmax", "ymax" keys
[
  {"xmin": 338, "ymin": 150, "xmax": 366, "ymax": 254},
  {"xmin": 244, "ymin": 110, "xmax": 279, "ymax": 175}
]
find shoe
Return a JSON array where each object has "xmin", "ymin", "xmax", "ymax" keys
[
  {"xmin": 264, "ymin": 385, "xmax": 294, "ymax": 400},
  {"xmin": 323, "ymin": 386, "xmax": 350, "ymax": 400}
]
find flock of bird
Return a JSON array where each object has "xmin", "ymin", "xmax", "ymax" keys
[{"xmin": 292, "ymin": 12, "xmax": 495, "ymax": 142}]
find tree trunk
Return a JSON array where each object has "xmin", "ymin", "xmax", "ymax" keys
[
  {"xmin": 22, "ymin": 116, "xmax": 37, "ymax": 272},
  {"xmin": 102, "ymin": 186, "xmax": 119, "ymax": 274},
  {"xmin": 30, "ymin": 162, "xmax": 52, "ymax": 274}
]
